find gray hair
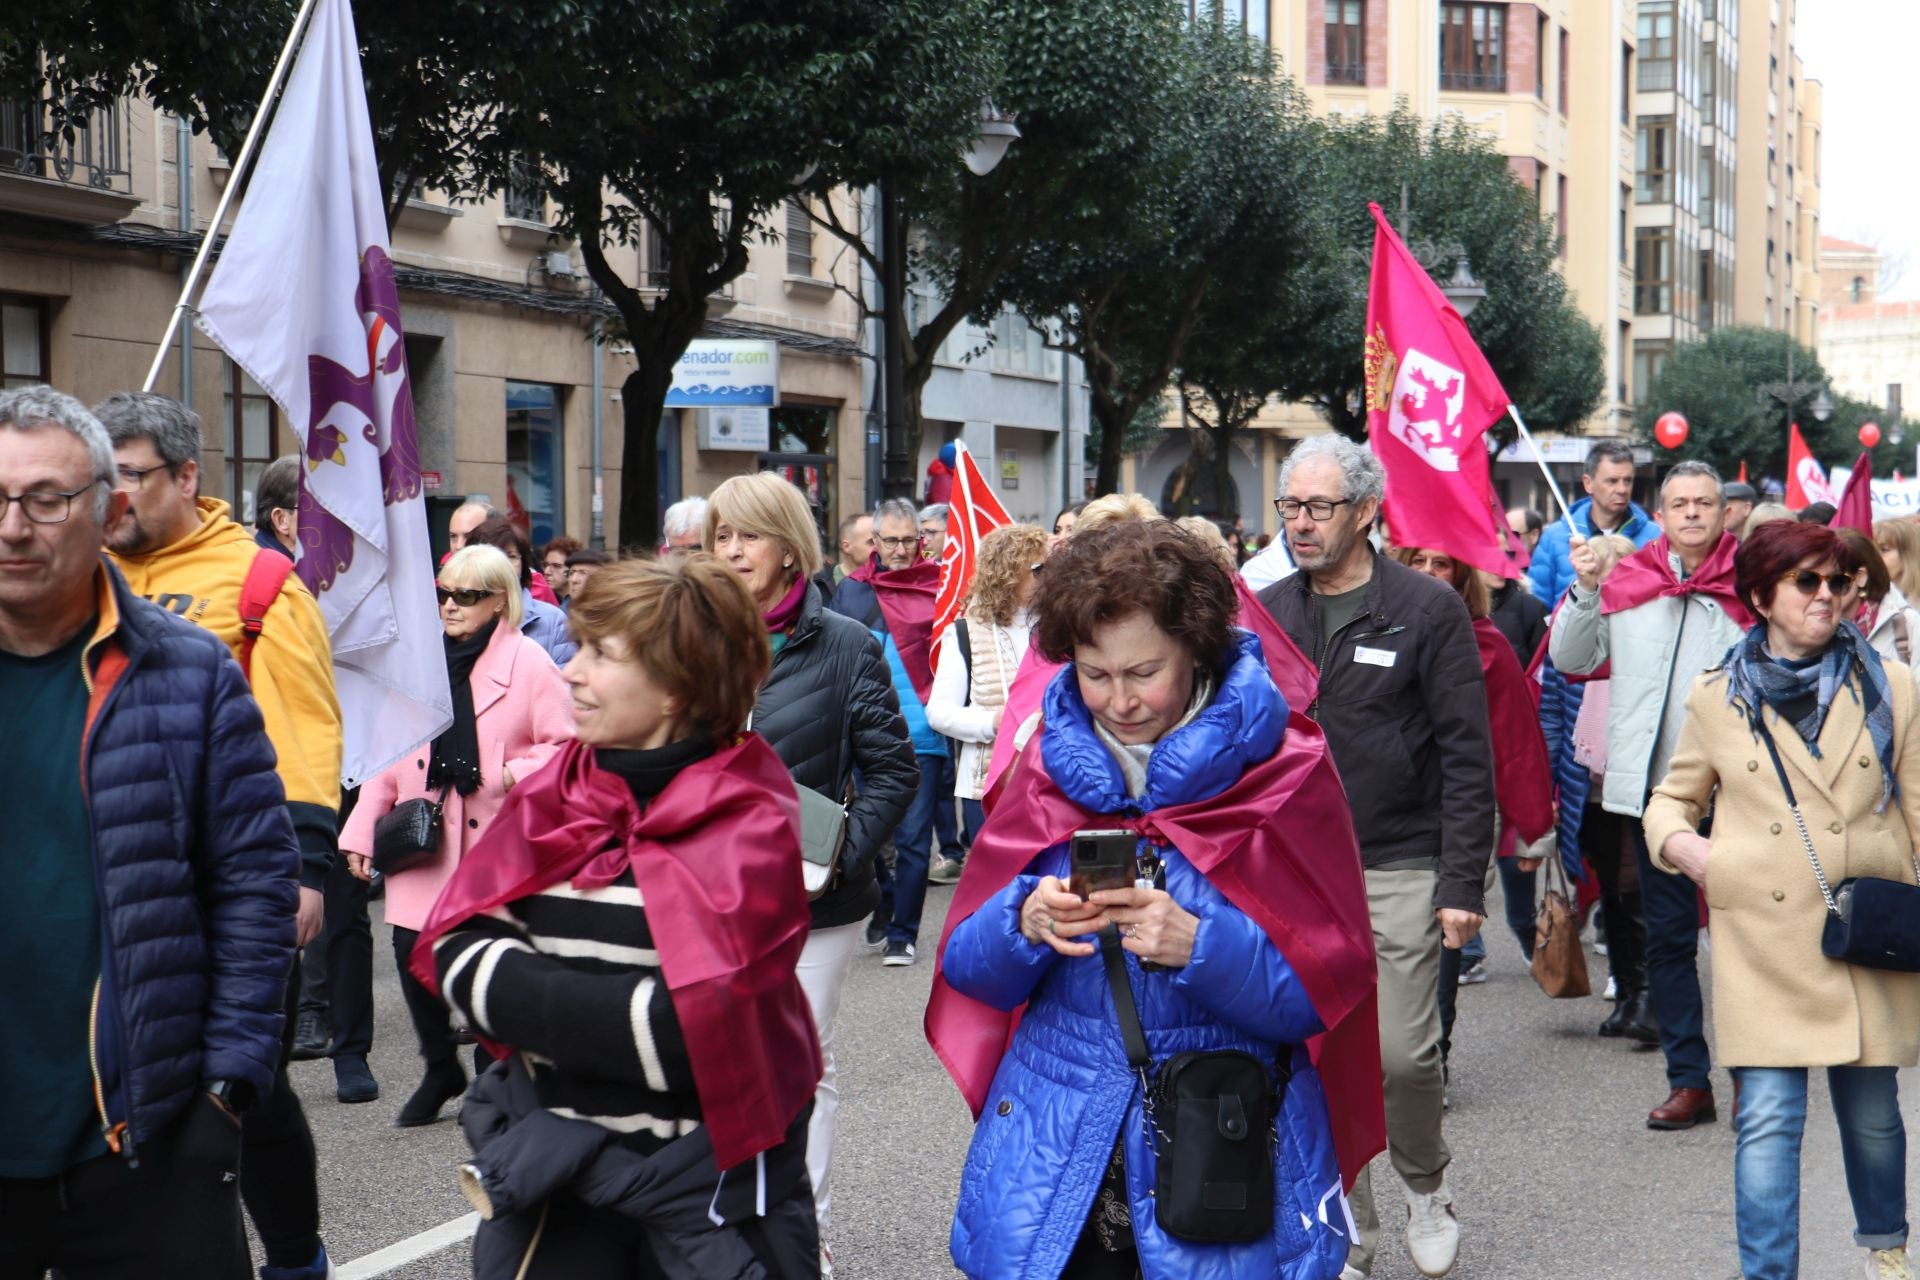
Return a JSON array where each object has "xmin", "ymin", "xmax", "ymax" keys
[
  {"xmin": 873, "ymin": 497, "xmax": 919, "ymax": 527},
  {"xmin": 93, "ymin": 391, "xmax": 204, "ymax": 467},
  {"xmin": 1584, "ymin": 440, "xmax": 1635, "ymax": 475},
  {"xmin": 1278, "ymin": 434, "xmax": 1385, "ymax": 506},
  {"xmin": 917, "ymin": 503, "xmax": 950, "ymax": 525},
  {"xmin": 0, "ymin": 385, "xmax": 116, "ymax": 520},
  {"xmin": 662, "ymin": 495, "xmax": 708, "ymax": 540},
  {"xmin": 1659, "ymin": 458, "xmax": 1723, "ymax": 504},
  {"xmin": 256, "ymin": 454, "xmax": 301, "ymax": 520}
]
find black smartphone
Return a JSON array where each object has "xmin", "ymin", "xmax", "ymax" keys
[{"xmin": 1068, "ymin": 829, "xmax": 1136, "ymax": 901}]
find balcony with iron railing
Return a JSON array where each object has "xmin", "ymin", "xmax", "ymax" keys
[
  {"xmin": 1439, "ymin": 69, "xmax": 1507, "ymax": 93},
  {"xmin": 0, "ymin": 97, "xmax": 140, "ymax": 224}
]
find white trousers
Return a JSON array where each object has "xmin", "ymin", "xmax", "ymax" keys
[{"xmin": 795, "ymin": 921, "xmax": 861, "ymax": 1241}]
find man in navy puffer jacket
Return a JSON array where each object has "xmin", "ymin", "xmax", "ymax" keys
[{"xmin": 0, "ymin": 387, "xmax": 296, "ymax": 1280}]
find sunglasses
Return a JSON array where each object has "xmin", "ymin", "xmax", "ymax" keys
[
  {"xmin": 436, "ymin": 586, "xmax": 500, "ymax": 607},
  {"xmin": 1777, "ymin": 570, "xmax": 1858, "ymax": 597}
]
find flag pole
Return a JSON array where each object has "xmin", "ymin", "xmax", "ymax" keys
[
  {"xmin": 141, "ymin": 0, "xmax": 325, "ymax": 393},
  {"xmin": 1505, "ymin": 404, "xmax": 1579, "ymax": 533}
]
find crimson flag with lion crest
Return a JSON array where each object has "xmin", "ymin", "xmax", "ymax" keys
[{"xmin": 1362, "ymin": 202, "xmax": 1527, "ymax": 578}]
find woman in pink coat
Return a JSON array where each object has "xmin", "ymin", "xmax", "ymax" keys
[{"xmin": 342, "ymin": 544, "xmax": 573, "ymax": 1127}]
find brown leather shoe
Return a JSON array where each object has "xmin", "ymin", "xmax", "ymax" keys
[{"xmin": 1647, "ymin": 1087, "xmax": 1717, "ymax": 1130}]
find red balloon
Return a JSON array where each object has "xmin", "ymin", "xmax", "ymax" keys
[
  {"xmin": 1654, "ymin": 411, "xmax": 1689, "ymax": 450},
  {"xmin": 1860, "ymin": 421, "xmax": 1883, "ymax": 449}
]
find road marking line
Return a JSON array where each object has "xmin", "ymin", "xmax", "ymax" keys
[{"xmin": 337, "ymin": 1212, "xmax": 480, "ymax": 1278}]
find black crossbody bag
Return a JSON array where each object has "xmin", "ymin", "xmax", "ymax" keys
[
  {"xmin": 370, "ymin": 784, "xmax": 453, "ymax": 877},
  {"xmin": 1752, "ymin": 712, "xmax": 1920, "ymax": 972},
  {"xmin": 1100, "ymin": 926, "xmax": 1284, "ymax": 1242}
]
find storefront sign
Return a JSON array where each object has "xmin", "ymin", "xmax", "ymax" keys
[
  {"xmin": 420, "ymin": 470, "xmax": 442, "ymax": 493},
  {"xmin": 1497, "ymin": 437, "xmax": 1652, "ymax": 467},
  {"xmin": 666, "ymin": 340, "xmax": 780, "ymax": 408},
  {"xmin": 696, "ymin": 405, "xmax": 772, "ymax": 452}
]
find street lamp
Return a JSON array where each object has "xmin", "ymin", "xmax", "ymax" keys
[
  {"xmin": 1756, "ymin": 339, "xmax": 1830, "ymax": 437},
  {"xmin": 1442, "ymin": 255, "xmax": 1487, "ymax": 319},
  {"xmin": 879, "ymin": 98, "xmax": 1021, "ymax": 501}
]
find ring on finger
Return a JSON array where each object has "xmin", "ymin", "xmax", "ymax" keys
[{"xmin": 1124, "ymin": 924, "xmax": 1139, "ymax": 939}]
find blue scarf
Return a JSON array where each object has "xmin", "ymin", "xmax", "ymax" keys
[{"xmin": 1722, "ymin": 620, "xmax": 1899, "ymax": 812}]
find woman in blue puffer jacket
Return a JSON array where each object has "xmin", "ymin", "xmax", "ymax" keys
[{"xmin": 928, "ymin": 519, "xmax": 1377, "ymax": 1280}]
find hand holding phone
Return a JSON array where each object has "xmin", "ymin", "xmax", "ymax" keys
[{"xmin": 1068, "ymin": 829, "xmax": 1135, "ymax": 901}]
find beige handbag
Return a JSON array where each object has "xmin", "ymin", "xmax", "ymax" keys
[{"xmin": 1530, "ymin": 855, "xmax": 1592, "ymax": 999}]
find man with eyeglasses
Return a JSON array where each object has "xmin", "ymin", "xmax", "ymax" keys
[
  {"xmin": 830, "ymin": 497, "xmax": 943, "ymax": 966},
  {"xmin": 94, "ymin": 391, "xmax": 347, "ymax": 1280},
  {"xmin": 1552, "ymin": 458, "xmax": 1747, "ymax": 1136},
  {"xmin": 0, "ymin": 387, "xmax": 297, "ymax": 1280},
  {"xmin": 1255, "ymin": 434, "xmax": 1492, "ymax": 1280}
]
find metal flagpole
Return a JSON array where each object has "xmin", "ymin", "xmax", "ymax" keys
[
  {"xmin": 140, "ymin": 0, "xmax": 326, "ymax": 393},
  {"xmin": 1505, "ymin": 404, "xmax": 1579, "ymax": 533}
]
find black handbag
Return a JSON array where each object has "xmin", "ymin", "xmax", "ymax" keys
[
  {"xmin": 1101, "ymin": 927, "xmax": 1281, "ymax": 1243},
  {"xmin": 370, "ymin": 784, "xmax": 453, "ymax": 877},
  {"xmin": 1752, "ymin": 713, "xmax": 1920, "ymax": 973}
]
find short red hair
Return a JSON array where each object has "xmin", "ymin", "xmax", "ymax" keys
[{"xmin": 1735, "ymin": 520, "xmax": 1856, "ymax": 617}]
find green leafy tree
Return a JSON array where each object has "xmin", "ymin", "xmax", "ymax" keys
[
  {"xmin": 1634, "ymin": 327, "xmax": 1838, "ymax": 484},
  {"xmin": 992, "ymin": 19, "xmax": 1320, "ymax": 496},
  {"xmin": 1280, "ymin": 108, "xmax": 1604, "ymax": 442}
]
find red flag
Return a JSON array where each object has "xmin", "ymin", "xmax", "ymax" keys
[
  {"xmin": 1362, "ymin": 204, "xmax": 1525, "ymax": 578},
  {"xmin": 1785, "ymin": 423, "xmax": 1836, "ymax": 510},
  {"xmin": 1737, "ymin": 460, "xmax": 1748, "ymax": 484},
  {"xmin": 929, "ymin": 441, "xmax": 1012, "ymax": 674},
  {"xmin": 1830, "ymin": 450, "xmax": 1874, "ymax": 534}
]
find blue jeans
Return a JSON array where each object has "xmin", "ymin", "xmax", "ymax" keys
[
  {"xmin": 933, "ymin": 747, "xmax": 965, "ymax": 861},
  {"xmin": 1633, "ymin": 818, "xmax": 1711, "ymax": 1089},
  {"xmin": 961, "ymin": 798, "xmax": 985, "ymax": 848},
  {"xmin": 886, "ymin": 755, "xmax": 944, "ymax": 947},
  {"xmin": 1733, "ymin": 1065, "xmax": 1908, "ymax": 1278}
]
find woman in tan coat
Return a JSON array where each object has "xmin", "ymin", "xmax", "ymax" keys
[{"xmin": 1645, "ymin": 519, "xmax": 1920, "ymax": 1280}]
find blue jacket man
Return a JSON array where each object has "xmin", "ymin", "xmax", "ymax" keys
[
  {"xmin": 0, "ymin": 387, "xmax": 296, "ymax": 1279},
  {"xmin": 1528, "ymin": 495, "xmax": 1657, "ymax": 605}
]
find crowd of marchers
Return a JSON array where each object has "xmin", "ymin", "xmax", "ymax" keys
[{"xmin": 0, "ymin": 383, "xmax": 1914, "ymax": 1280}]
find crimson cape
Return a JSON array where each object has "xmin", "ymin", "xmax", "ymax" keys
[
  {"xmin": 925, "ymin": 689, "xmax": 1385, "ymax": 1191},
  {"xmin": 1473, "ymin": 617, "xmax": 1555, "ymax": 852},
  {"xmin": 1600, "ymin": 531, "xmax": 1754, "ymax": 629},
  {"xmin": 850, "ymin": 556, "xmax": 940, "ymax": 702},
  {"xmin": 409, "ymin": 735, "xmax": 821, "ymax": 1172}
]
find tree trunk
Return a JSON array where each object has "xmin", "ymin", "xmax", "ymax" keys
[
  {"xmin": 615, "ymin": 361, "xmax": 675, "ymax": 552},
  {"xmin": 1211, "ymin": 417, "xmax": 1238, "ymax": 522},
  {"xmin": 1091, "ymin": 387, "xmax": 1126, "ymax": 497}
]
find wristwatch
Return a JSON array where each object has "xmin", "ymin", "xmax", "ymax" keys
[{"xmin": 205, "ymin": 1078, "xmax": 257, "ymax": 1115}]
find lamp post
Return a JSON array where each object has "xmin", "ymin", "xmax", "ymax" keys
[
  {"xmin": 879, "ymin": 101, "xmax": 1021, "ymax": 501},
  {"xmin": 1756, "ymin": 338, "xmax": 1831, "ymax": 440},
  {"xmin": 1344, "ymin": 183, "xmax": 1486, "ymax": 317}
]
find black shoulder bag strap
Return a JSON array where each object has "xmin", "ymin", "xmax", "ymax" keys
[
  {"xmin": 955, "ymin": 618, "xmax": 972, "ymax": 706},
  {"xmin": 1100, "ymin": 925, "xmax": 1152, "ymax": 1076}
]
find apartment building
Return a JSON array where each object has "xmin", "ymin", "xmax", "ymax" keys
[
  {"xmin": 0, "ymin": 95, "xmax": 879, "ymax": 549},
  {"xmin": 1817, "ymin": 237, "xmax": 1919, "ymax": 438}
]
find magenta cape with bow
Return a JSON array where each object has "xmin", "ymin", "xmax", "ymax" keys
[
  {"xmin": 409, "ymin": 736, "xmax": 821, "ymax": 1171},
  {"xmin": 925, "ymin": 707, "xmax": 1386, "ymax": 1191},
  {"xmin": 851, "ymin": 556, "xmax": 940, "ymax": 702},
  {"xmin": 1599, "ymin": 531, "xmax": 1755, "ymax": 629},
  {"xmin": 982, "ymin": 577, "xmax": 1319, "ymax": 801}
]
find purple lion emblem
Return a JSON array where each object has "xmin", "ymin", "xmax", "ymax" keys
[{"xmin": 297, "ymin": 246, "xmax": 424, "ymax": 594}]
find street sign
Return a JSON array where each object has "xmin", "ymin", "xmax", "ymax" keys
[{"xmin": 666, "ymin": 340, "xmax": 780, "ymax": 408}]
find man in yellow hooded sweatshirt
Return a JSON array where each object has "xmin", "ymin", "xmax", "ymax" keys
[{"xmin": 97, "ymin": 391, "xmax": 345, "ymax": 1280}]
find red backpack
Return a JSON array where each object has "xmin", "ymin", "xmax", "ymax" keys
[{"xmin": 238, "ymin": 550, "xmax": 295, "ymax": 682}]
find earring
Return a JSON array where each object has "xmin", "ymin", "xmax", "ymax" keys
[{"xmin": 783, "ymin": 558, "xmax": 793, "ymax": 568}]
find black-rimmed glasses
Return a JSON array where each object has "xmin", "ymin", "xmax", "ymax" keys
[
  {"xmin": 878, "ymin": 535, "xmax": 922, "ymax": 551},
  {"xmin": 1274, "ymin": 497, "xmax": 1356, "ymax": 522},
  {"xmin": 0, "ymin": 483, "xmax": 104, "ymax": 525},
  {"xmin": 115, "ymin": 463, "xmax": 170, "ymax": 491}
]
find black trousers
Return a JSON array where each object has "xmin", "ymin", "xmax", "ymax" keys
[
  {"xmin": 473, "ymin": 1186, "xmax": 823, "ymax": 1280},
  {"xmin": 0, "ymin": 1095, "xmax": 248, "ymax": 1279},
  {"xmin": 1579, "ymin": 803, "xmax": 1648, "ymax": 991},
  {"xmin": 297, "ymin": 847, "xmax": 376, "ymax": 1060},
  {"xmin": 241, "ymin": 952, "xmax": 323, "ymax": 1268},
  {"xmin": 392, "ymin": 925, "xmax": 458, "ymax": 1070}
]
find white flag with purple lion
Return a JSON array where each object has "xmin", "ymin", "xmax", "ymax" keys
[{"xmin": 196, "ymin": 0, "xmax": 451, "ymax": 785}]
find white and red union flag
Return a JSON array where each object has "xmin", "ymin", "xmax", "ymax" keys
[
  {"xmin": 1786, "ymin": 422, "xmax": 1837, "ymax": 510},
  {"xmin": 194, "ymin": 0, "xmax": 452, "ymax": 786},
  {"xmin": 1362, "ymin": 202, "xmax": 1526, "ymax": 578},
  {"xmin": 930, "ymin": 441, "xmax": 1012, "ymax": 674}
]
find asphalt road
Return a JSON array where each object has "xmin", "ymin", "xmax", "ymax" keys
[{"xmin": 282, "ymin": 879, "xmax": 1908, "ymax": 1280}]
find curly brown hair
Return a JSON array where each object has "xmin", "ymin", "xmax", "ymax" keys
[
  {"xmin": 967, "ymin": 523, "xmax": 1051, "ymax": 627},
  {"xmin": 1032, "ymin": 520, "xmax": 1239, "ymax": 673}
]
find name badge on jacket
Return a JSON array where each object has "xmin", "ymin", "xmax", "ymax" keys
[{"xmin": 1354, "ymin": 646, "xmax": 1396, "ymax": 668}]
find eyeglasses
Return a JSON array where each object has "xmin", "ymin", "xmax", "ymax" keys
[
  {"xmin": 436, "ymin": 586, "xmax": 500, "ymax": 607},
  {"xmin": 1778, "ymin": 569, "xmax": 1859, "ymax": 597},
  {"xmin": 1274, "ymin": 498, "xmax": 1356, "ymax": 522},
  {"xmin": 878, "ymin": 535, "xmax": 922, "ymax": 551},
  {"xmin": 0, "ymin": 483, "xmax": 103, "ymax": 525},
  {"xmin": 115, "ymin": 463, "xmax": 170, "ymax": 491}
]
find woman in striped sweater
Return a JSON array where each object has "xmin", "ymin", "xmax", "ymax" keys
[{"xmin": 411, "ymin": 556, "xmax": 823, "ymax": 1280}]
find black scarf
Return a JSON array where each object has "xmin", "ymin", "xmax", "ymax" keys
[
  {"xmin": 429, "ymin": 620, "xmax": 497, "ymax": 796},
  {"xmin": 595, "ymin": 735, "xmax": 717, "ymax": 808}
]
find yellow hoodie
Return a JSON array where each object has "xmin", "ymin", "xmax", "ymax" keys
[{"xmin": 110, "ymin": 498, "xmax": 343, "ymax": 886}]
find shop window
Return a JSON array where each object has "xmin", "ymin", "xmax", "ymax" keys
[
  {"xmin": 506, "ymin": 381, "xmax": 564, "ymax": 547},
  {"xmin": 1, "ymin": 295, "xmax": 48, "ymax": 390},
  {"xmin": 759, "ymin": 405, "xmax": 835, "ymax": 552},
  {"xmin": 225, "ymin": 361, "xmax": 284, "ymax": 525}
]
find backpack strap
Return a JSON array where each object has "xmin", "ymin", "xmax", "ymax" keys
[
  {"xmin": 955, "ymin": 618, "xmax": 972, "ymax": 706},
  {"xmin": 239, "ymin": 549, "xmax": 295, "ymax": 682}
]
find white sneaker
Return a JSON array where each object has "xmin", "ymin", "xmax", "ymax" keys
[
  {"xmin": 1603, "ymin": 975, "xmax": 1618, "ymax": 1000},
  {"xmin": 1405, "ymin": 1184, "xmax": 1460, "ymax": 1277},
  {"xmin": 1340, "ymin": 1267, "xmax": 1367, "ymax": 1280},
  {"xmin": 1867, "ymin": 1247, "xmax": 1914, "ymax": 1279}
]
